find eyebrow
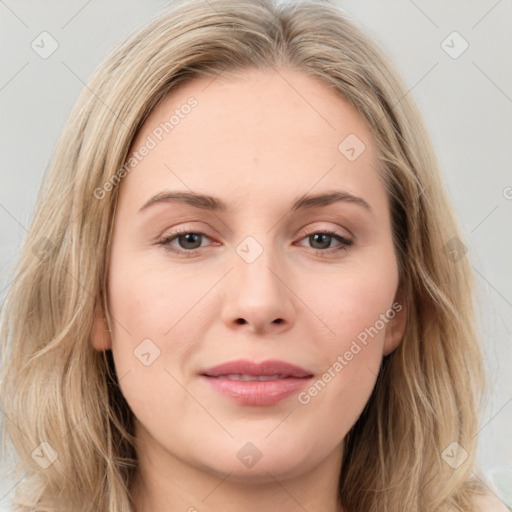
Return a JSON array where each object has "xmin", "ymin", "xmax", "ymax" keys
[{"xmin": 138, "ymin": 189, "xmax": 373, "ymax": 215}]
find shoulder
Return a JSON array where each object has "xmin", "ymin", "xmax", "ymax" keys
[{"xmin": 471, "ymin": 491, "xmax": 509, "ymax": 512}]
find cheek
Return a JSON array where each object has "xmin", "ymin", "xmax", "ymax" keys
[
  {"xmin": 296, "ymin": 285, "xmax": 392, "ymax": 440},
  {"xmin": 329, "ymin": 279, "xmax": 395, "ymax": 356},
  {"xmin": 106, "ymin": 246, "xmax": 220, "ymax": 396},
  {"xmin": 107, "ymin": 245, "xmax": 213, "ymax": 340},
  {"xmin": 315, "ymin": 256, "xmax": 398, "ymax": 352},
  {"xmin": 106, "ymin": 258, "xmax": 202, "ymax": 427},
  {"xmin": 299, "ymin": 251, "xmax": 398, "ymax": 407}
]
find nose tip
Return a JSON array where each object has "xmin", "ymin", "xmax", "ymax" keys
[{"xmin": 221, "ymin": 249, "xmax": 296, "ymax": 336}]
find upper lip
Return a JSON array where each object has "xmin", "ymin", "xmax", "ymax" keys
[{"xmin": 200, "ymin": 359, "xmax": 313, "ymax": 378}]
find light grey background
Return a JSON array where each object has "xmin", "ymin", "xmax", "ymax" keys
[{"xmin": 1, "ymin": 0, "xmax": 511, "ymax": 509}]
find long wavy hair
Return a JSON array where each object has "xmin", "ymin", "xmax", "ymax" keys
[{"xmin": 0, "ymin": 0, "xmax": 488, "ymax": 511}]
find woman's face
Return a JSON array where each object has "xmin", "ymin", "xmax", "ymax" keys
[{"xmin": 94, "ymin": 67, "xmax": 406, "ymax": 483}]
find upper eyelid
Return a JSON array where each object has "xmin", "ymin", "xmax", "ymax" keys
[
  {"xmin": 301, "ymin": 224, "xmax": 353, "ymax": 240},
  {"xmin": 161, "ymin": 224, "xmax": 352, "ymax": 238}
]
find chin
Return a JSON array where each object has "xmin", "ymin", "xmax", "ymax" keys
[{"xmin": 189, "ymin": 435, "xmax": 324, "ymax": 483}]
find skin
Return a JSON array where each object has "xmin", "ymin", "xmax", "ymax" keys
[{"xmin": 91, "ymin": 67, "xmax": 407, "ymax": 512}]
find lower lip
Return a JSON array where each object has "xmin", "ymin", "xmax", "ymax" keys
[{"xmin": 201, "ymin": 375, "xmax": 313, "ymax": 406}]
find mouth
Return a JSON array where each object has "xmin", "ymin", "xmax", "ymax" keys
[
  {"xmin": 199, "ymin": 359, "xmax": 314, "ymax": 406},
  {"xmin": 206, "ymin": 374, "xmax": 294, "ymax": 381}
]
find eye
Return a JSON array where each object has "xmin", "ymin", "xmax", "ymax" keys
[
  {"xmin": 297, "ymin": 228, "xmax": 354, "ymax": 256},
  {"xmin": 156, "ymin": 227, "xmax": 354, "ymax": 258},
  {"xmin": 157, "ymin": 229, "xmax": 213, "ymax": 257}
]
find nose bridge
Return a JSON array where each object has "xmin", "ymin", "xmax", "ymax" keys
[{"xmin": 234, "ymin": 231, "xmax": 284, "ymax": 302}]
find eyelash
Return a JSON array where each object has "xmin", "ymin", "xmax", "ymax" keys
[{"xmin": 157, "ymin": 227, "xmax": 354, "ymax": 258}]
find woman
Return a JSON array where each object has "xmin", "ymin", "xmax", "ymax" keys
[{"xmin": 0, "ymin": 0, "xmax": 506, "ymax": 510}]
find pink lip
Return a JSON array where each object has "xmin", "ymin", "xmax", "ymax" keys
[{"xmin": 199, "ymin": 359, "xmax": 314, "ymax": 406}]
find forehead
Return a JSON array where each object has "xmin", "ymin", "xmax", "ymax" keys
[{"xmin": 119, "ymin": 67, "xmax": 385, "ymax": 215}]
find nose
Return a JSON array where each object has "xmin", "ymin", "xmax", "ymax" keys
[{"xmin": 220, "ymin": 241, "xmax": 296, "ymax": 336}]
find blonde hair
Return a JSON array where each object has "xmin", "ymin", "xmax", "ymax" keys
[{"xmin": 0, "ymin": 0, "xmax": 488, "ymax": 510}]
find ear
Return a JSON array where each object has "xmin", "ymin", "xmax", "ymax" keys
[
  {"xmin": 90, "ymin": 301, "xmax": 112, "ymax": 352},
  {"xmin": 383, "ymin": 285, "xmax": 407, "ymax": 356}
]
